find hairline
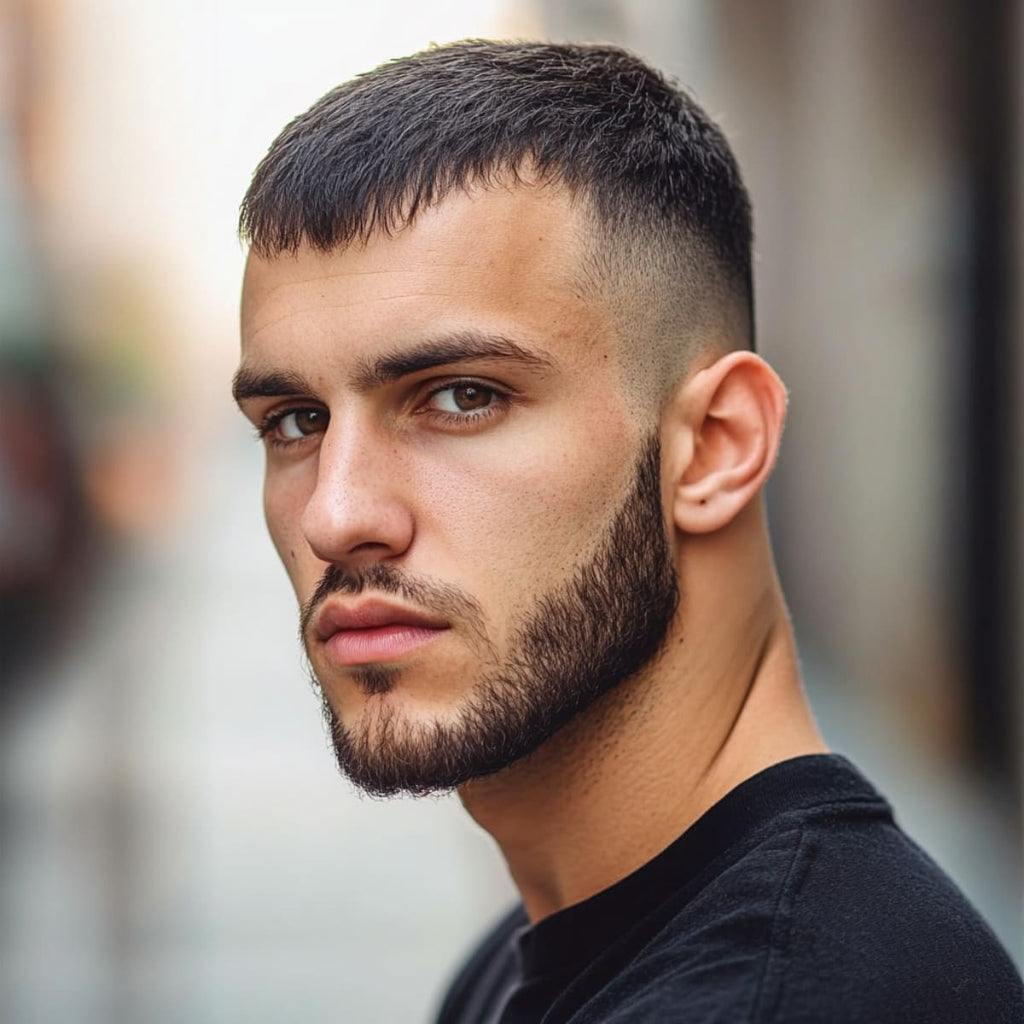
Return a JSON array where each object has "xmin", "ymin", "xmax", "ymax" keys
[{"xmin": 246, "ymin": 166, "xmax": 749, "ymax": 412}]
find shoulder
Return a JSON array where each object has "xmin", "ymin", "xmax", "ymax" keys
[
  {"xmin": 580, "ymin": 816, "xmax": 1023, "ymax": 1024},
  {"xmin": 760, "ymin": 817, "xmax": 1023, "ymax": 1023},
  {"xmin": 433, "ymin": 905, "xmax": 526, "ymax": 1024}
]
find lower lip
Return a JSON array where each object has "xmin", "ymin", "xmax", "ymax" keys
[{"xmin": 323, "ymin": 625, "xmax": 447, "ymax": 665}]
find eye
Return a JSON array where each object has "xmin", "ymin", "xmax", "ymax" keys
[
  {"xmin": 428, "ymin": 383, "xmax": 497, "ymax": 414},
  {"xmin": 261, "ymin": 406, "xmax": 328, "ymax": 443}
]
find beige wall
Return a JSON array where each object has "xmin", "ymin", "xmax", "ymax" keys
[{"xmin": 544, "ymin": 0, "xmax": 975, "ymax": 757}]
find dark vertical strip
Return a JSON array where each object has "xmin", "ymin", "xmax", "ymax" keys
[{"xmin": 960, "ymin": 0, "xmax": 1020, "ymax": 804}]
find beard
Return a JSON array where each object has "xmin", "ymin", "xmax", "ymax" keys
[{"xmin": 301, "ymin": 435, "xmax": 679, "ymax": 797}]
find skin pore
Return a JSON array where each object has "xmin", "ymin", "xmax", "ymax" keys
[{"xmin": 236, "ymin": 182, "xmax": 826, "ymax": 922}]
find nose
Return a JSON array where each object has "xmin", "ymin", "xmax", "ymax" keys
[{"xmin": 301, "ymin": 421, "xmax": 415, "ymax": 568}]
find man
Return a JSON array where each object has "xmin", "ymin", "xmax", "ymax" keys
[{"xmin": 233, "ymin": 41, "xmax": 1022, "ymax": 1024}]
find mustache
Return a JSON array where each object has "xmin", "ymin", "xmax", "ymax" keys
[{"xmin": 299, "ymin": 562, "xmax": 488, "ymax": 643}]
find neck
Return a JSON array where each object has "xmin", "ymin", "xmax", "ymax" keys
[{"xmin": 457, "ymin": 510, "xmax": 826, "ymax": 921}]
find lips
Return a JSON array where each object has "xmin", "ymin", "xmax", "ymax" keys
[{"xmin": 313, "ymin": 598, "xmax": 449, "ymax": 666}]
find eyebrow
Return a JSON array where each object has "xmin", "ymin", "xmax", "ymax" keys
[
  {"xmin": 232, "ymin": 368, "xmax": 313, "ymax": 404},
  {"xmin": 350, "ymin": 330, "xmax": 554, "ymax": 392},
  {"xmin": 232, "ymin": 330, "xmax": 555, "ymax": 406}
]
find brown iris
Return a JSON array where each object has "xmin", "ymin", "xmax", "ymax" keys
[
  {"xmin": 451, "ymin": 385, "xmax": 492, "ymax": 411},
  {"xmin": 292, "ymin": 408, "xmax": 327, "ymax": 435}
]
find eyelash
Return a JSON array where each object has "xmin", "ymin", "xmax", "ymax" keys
[
  {"xmin": 420, "ymin": 378, "xmax": 510, "ymax": 426},
  {"xmin": 254, "ymin": 379, "xmax": 511, "ymax": 449},
  {"xmin": 256, "ymin": 407, "xmax": 327, "ymax": 449}
]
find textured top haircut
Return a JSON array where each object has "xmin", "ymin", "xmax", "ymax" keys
[{"xmin": 241, "ymin": 41, "xmax": 755, "ymax": 392}]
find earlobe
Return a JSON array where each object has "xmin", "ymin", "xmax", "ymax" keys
[{"xmin": 666, "ymin": 352, "xmax": 787, "ymax": 535}]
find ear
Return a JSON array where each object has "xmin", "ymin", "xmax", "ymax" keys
[{"xmin": 663, "ymin": 351, "xmax": 788, "ymax": 534}]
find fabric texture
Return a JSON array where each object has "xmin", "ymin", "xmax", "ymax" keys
[{"xmin": 434, "ymin": 754, "xmax": 1023, "ymax": 1023}]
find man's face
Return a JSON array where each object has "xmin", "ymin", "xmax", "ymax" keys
[{"xmin": 237, "ymin": 185, "xmax": 679, "ymax": 795}]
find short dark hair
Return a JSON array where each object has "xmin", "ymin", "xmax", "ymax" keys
[{"xmin": 241, "ymin": 40, "xmax": 754, "ymax": 375}]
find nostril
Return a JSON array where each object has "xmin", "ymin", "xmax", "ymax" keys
[{"xmin": 350, "ymin": 540, "xmax": 395, "ymax": 555}]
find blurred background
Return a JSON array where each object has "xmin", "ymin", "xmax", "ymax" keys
[{"xmin": 1, "ymin": 0, "xmax": 1020, "ymax": 1021}]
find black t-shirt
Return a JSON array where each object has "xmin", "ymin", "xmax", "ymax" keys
[{"xmin": 435, "ymin": 755, "xmax": 1023, "ymax": 1023}]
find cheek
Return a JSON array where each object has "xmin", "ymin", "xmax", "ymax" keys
[
  {"xmin": 263, "ymin": 469, "xmax": 314, "ymax": 585},
  {"xmin": 417, "ymin": 414, "xmax": 639, "ymax": 606}
]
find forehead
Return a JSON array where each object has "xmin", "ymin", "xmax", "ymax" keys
[{"xmin": 239, "ymin": 185, "xmax": 616, "ymax": 374}]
